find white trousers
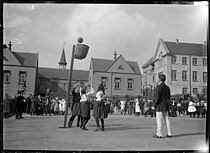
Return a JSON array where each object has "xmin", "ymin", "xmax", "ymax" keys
[{"xmin": 156, "ymin": 111, "xmax": 172, "ymax": 137}]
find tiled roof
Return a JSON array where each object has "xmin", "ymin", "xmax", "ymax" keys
[
  {"xmin": 12, "ymin": 52, "xmax": 38, "ymax": 67},
  {"xmin": 164, "ymin": 41, "xmax": 207, "ymax": 56},
  {"xmin": 91, "ymin": 58, "xmax": 141, "ymax": 74},
  {"xmin": 38, "ymin": 67, "xmax": 89, "ymax": 81},
  {"xmin": 141, "ymin": 40, "xmax": 207, "ymax": 69},
  {"xmin": 59, "ymin": 48, "xmax": 67, "ymax": 65}
]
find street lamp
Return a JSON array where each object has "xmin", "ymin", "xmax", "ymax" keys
[{"xmin": 63, "ymin": 37, "xmax": 89, "ymax": 128}]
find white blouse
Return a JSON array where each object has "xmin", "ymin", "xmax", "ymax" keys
[{"xmin": 95, "ymin": 91, "xmax": 104, "ymax": 101}]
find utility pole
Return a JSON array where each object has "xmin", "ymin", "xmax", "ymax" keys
[{"xmin": 63, "ymin": 45, "xmax": 75, "ymax": 128}]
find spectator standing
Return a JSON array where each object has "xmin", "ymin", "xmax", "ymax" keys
[
  {"xmin": 170, "ymin": 99, "xmax": 177, "ymax": 117},
  {"xmin": 110, "ymin": 100, "xmax": 114, "ymax": 115},
  {"xmin": 140, "ymin": 99, "xmax": 144, "ymax": 115},
  {"xmin": 120, "ymin": 100, "xmax": 125, "ymax": 115},
  {"xmin": 15, "ymin": 90, "xmax": 25, "ymax": 119},
  {"xmin": 187, "ymin": 99, "xmax": 196, "ymax": 117},
  {"xmin": 143, "ymin": 100, "xmax": 149, "ymax": 117},
  {"xmin": 195, "ymin": 101, "xmax": 202, "ymax": 118},
  {"xmin": 128, "ymin": 99, "xmax": 133, "ymax": 115},
  {"xmin": 150, "ymin": 99, "xmax": 156, "ymax": 117},
  {"xmin": 26, "ymin": 94, "xmax": 32, "ymax": 116},
  {"xmin": 30, "ymin": 95, "xmax": 36, "ymax": 116},
  {"xmin": 180, "ymin": 100, "xmax": 186, "ymax": 116},
  {"xmin": 177, "ymin": 101, "xmax": 182, "ymax": 116},
  {"xmin": 135, "ymin": 99, "xmax": 140, "ymax": 116}
]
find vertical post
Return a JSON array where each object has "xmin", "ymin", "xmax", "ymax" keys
[
  {"xmin": 189, "ymin": 55, "xmax": 191, "ymax": 97},
  {"xmin": 110, "ymin": 72, "xmax": 113, "ymax": 101},
  {"xmin": 64, "ymin": 45, "xmax": 76, "ymax": 128}
]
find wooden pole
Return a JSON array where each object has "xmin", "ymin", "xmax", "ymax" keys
[{"xmin": 63, "ymin": 45, "xmax": 76, "ymax": 128}]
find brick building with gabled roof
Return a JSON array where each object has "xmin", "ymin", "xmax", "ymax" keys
[
  {"xmin": 89, "ymin": 53, "xmax": 142, "ymax": 100},
  {"xmin": 3, "ymin": 43, "xmax": 39, "ymax": 99},
  {"xmin": 142, "ymin": 38, "xmax": 207, "ymax": 99}
]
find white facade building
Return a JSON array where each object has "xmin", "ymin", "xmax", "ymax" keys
[{"xmin": 142, "ymin": 39, "xmax": 207, "ymax": 98}]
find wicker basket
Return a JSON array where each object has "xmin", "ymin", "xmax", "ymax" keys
[{"xmin": 74, "ymin": 44, "xmax": 89, "ymax": 60}]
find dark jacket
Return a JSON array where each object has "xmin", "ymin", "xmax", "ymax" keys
[
  {"xmin": 153, "ymin": 82, "xmax": 171, "ymax": 112},
  {"xmin": 15, "ymin": 95, "xmax": 24, "ymax": 110},
  {"xmin": 71, "ymin": 87, "xmax": 81, "ymax": 115}
]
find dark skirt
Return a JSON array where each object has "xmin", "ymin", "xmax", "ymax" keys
[
  {"xmin": 71, "ymin": 102, "xmax": 81, "ymax": 116},
  {"xmin": 30, "ymin": 102, "xmax": 36, "ymax": 113},
  {"xmin": 93, "ymin": 100, "xmax": 108, "ymax": 119},
  {"xmin": 81, "ymin": 101, "xmax": 90, "ymax": 118}
]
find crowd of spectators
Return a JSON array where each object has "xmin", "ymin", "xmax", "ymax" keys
[
  {"xmin": 105, "ymin": 97, "xmax": 207, "ymax": 118},
  {"xmin": 16, "ymin": 91, "xmax": 207, "ymax": 119}
]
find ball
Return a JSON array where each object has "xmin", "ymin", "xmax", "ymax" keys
[{"xmin": 77, "ymin": 37, "xmax": 83, "ymax": 43}]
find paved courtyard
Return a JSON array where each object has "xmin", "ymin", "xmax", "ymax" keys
[{"xmin": 3, "ymin": 112, "xmax": 207, "ymax": 151}]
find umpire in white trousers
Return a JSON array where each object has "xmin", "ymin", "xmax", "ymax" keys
[{"xmin": 152, "ymin": 74, "xmax": 172, "ymax": 138}]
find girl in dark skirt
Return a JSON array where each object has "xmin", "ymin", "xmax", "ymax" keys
[
  {"xmin": 80, "ymin": 84, "xmax": 94, "ymax": 130},
  {"xmin": 68, "ymin": 84, "xmax": 82, "ymax": 128},
  {"xmin": 93, "ymin": 83, "xmax": 108, "ymax": 131}
]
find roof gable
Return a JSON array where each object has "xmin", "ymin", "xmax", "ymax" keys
[
  {"xmin": 3, "ymin": 47, "xmax": 22, "ymax": 66},
  {"xmin": 153, "ymin": 39, "xmax": 170, "ymax": 61},
  {"xmin": 106, "ymin": 55, "xmax": 135, "ymax": 74},
  {"xmin": 91, "ymin": 57, "xmax": 141, "ymax": 74}
]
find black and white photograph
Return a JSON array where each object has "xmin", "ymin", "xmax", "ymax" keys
[{"xmin": 2, "ymin": 2, "xmax": 208, "ymax": 152}]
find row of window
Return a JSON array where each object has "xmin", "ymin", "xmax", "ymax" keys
[
  {"xmin": 182, "ymin": 87, "xmax": 207, "ymax": 96},
  {"xmin": 101, "ymin": 77, "xmax": 134, "ymax": 90},
  {"xmin": 3, "ymin": 70, "xmax": 27, "ymax": 84},
  {"xmin": 171, "ymin": 70, "xmax": 207, "ymax": 82},
  {"xmin": 172, "ymin": 56, "xmax": 207, "ymax": 66}
]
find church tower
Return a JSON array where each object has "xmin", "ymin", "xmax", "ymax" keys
[{"xmin": 59, "ymin": 47, "xmax": 67, "ymax": 69}]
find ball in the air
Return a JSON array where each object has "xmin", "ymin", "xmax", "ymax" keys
[{"xmin": 77, "ymin": 37, "xmax": 83, "ymax": 43}]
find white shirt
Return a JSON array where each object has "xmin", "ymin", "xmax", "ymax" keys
[{"xmin": 96, "ymin": 91, "xmax": 104, "ymax": 101}]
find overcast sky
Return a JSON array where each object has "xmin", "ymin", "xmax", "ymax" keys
[{"xmin": 3, "ymin": 3, "xmax": 208, "ymax": 72}]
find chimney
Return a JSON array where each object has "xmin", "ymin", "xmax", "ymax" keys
[
  {"xmin": 176, "ymin": 39, "xmax": 179, "ymax": 44},
  {"xmin": 8, "ymin": 41, "xmax": 12, "ymax": 50},
  {"xmin": 114, "ymin": 51, "xmax": 117, "ymax": 60}
]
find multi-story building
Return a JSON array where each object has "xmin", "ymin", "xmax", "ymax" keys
[
  {"xmin": 35, "ymin": 47, "xmax": 89, "ymax": 98},
  {"xmin": 142, "ymin": 38, "xmax": 207, "ymax": 99},
  {"xmin": 3, "ymin": 42, "xmax": 39, "ymax": 99},
  {"xmin": 89, "ymin": 52, "xmax": 142, "ymax": 100}
]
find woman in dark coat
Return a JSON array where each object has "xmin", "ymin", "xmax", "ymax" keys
[
  {"xmin": 30, "ymin": 95, "xmax": 36, "ymax": 116},
  {"xmin": 93, "ymin": 83, "xmax": 108, "ymax": 131},
  {"xmin": 68, "ymin": 84, "xmax": 82, "ymax": 128}
]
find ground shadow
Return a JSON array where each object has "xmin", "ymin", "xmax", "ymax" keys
[
  {"xmin": 171, "ymin": 132, "xmax": 205, "ymax": 138},
  {"xmin": 88, "ymin": 124, "xmax": 153, "ymax": 131}
]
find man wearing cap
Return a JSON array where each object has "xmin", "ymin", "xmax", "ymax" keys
[
  {"xmin": 151, "ymin": 74, "xmax": 172, "ymax": 138},
  {"xmin": 15, "ymin": 90, "xmax": 25, "ymax": 119}
]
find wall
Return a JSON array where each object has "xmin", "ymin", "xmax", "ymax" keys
[{"xmin": 3, "ymin": 65, "xmax": 36, "ymax": 99}]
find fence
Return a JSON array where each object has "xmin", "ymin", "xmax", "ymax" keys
[{"xmin": 3, "ymin": 94, "xmax": 16, "ymax": 116}]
